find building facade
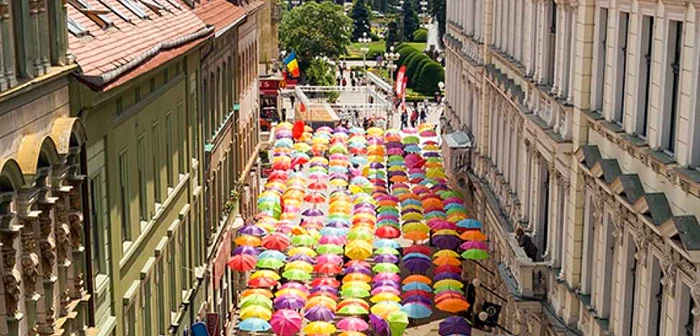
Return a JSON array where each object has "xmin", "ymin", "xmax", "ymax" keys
[
  {"xmin": 194, "ymin": 0, "xmax": 264, "ymax": 334},
  {"xmin": 67, "ymin": 0, "xmax": 212, "ymax": 335},
  {"xmin": 0, "ymin": 1, "xmax": 92, "ymax": 335},
  {"xmin": 444, "ymin": 0, "xmax": 700, "ymax": 335}
]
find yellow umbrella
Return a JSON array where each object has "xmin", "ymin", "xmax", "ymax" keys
[
  {"xmin": 306, "ymin": 296, "xmax": 337, "ymax": 310},
  {"xmin": 370, "ymin": 301, "xmax": 401, "ymax": 318},
  {"xmin": 240, "ymin": 305, "xmax": 272, "ymax": 320},
  {"xmin": 288, "ymin": 246, "xmax": 318, "ymax": 257},
  {"xmin": 285, "ymin": 261, "xmax": 314, "ymax": 273},
  {"xmin": 250, "ymin": 270, "xmax": 281, "ymax": 281},
  {"xmin": 434, "ymin": 279, "xmax": 464, "ymax": 289},
  {"xmin": 294, "ymin": 143, "xmax": 311, "ymax": 152},
  {"xmin": 275, "ymin": 288, "xmax": 308, "ymax": 299},
  {"xmin": 367, "ymin": 127, "xmax": 384, "ymax": 136},
  {"xmin": 349, "ymin": 185, "xmax": 365, "ymax": 194},
  {"xmin": 341, "ymin": 281, "xmax": 371, "ymax": 291},
  {"xmin": 303, "ymin": 321, "xmax": 337, "ymax": 335},
  {"xmin": 401, "ymin": 213, "xmax": 424, "ymax": 222},
  {"xmin": 343, "ymin": 273, "xmax": 372, "ymax": 283},
  {"xmin": 434, "ymin": 229, "xmax": 459, "ymax": 236},
  {"xmin": 330, "ymin": 179, "xmax": 349, "ymax": 187},
  {"xmin": 403, "ymin": 222, "xmax": 430, "ymax": 233},
  {"xmin": 345, "ymin": 240, "xmax": 373, "ymax": 260},
  {"xmin": 433, "ymin": 250, "xmax": 460, "ymax": 258},
  {"xmin": 290, "ymin": 226, "xmax": 309, "ymax": 236},
  {"xmin": 370, "ymin": 293, "xmax": 401, "ymax": 303}
]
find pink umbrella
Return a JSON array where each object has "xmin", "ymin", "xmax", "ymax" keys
[
  {"xmin": 371, "ymin": 286, "xmax": 401, "ymax": 296},
  {"xmin": 461, "ymin": 241, "xmax": 489, "ymax": 251},
  {"xmin": 373, "ymin": 273, "xmax": 400, "ymax": 282},
  {"xmin": 317, "ymin": 254, "xmax": 344, "ymax": 264},
  {"xmin": 387, "ymin": 147, "xmax": 404, "ymax": 155},
  {"xmin": 428, "ymin": 221, "xmax": 457, "ymax": 231},
  {"xmin": 318, "ymin": 236, "xmax": 347, "ymax": 245},
  {"xmin": 337, "ymin": 317, "xmax": 369, "ymax": 331},
  {"xmin": 271, "ymin": 309, "xmax": 303, "ymax": 336},
  {"xmin": 281, "ymin": 282, "xmax": 309, "ymax": 293}
]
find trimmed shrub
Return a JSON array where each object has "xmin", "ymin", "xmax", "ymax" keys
[
  {"xmin": 416, "ymin": 61, "xmax": 445, "ymax": 95},
  {"xmin": 411, "ymin": 58, "xmax": 432, "ymax": 89},
  {"xmin": 405, "ymin": 53, "xmax": 430, "ymax": 84},
  {"xmin": 396, "ymin": 45, "xmax": 419, "ymax": 66},
  {"xmin": 413, "ymin": 28, "xmax": 428, "ymax": 42}
]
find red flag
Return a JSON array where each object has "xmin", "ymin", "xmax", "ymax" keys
[
  {"xmin": 292, "ymin": 120, "xmax": 305, "ymax": 140},
  {"xmin": 395, "ymin": 65, "xmax": 406, "ymax": 95}
]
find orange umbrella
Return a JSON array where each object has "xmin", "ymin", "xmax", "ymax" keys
[
  {"xmin": 403, "ymin": 231, "xmax": 429, "ymax": 241},
  {"xmin": 343, "ymin": 273, "xmax": 371, "ymax": 283},
  {"xmin": 402, "ymin": 275, "xmax": 432, "ymax": 285},
  {"xmin": 390, "ymin": 175, "xmax": 408, "ymax": 183},
  {"xmin": 436, "ymin": 299, "xmax": 470, "ymax": 313},
  {"xmin": 338, "ymin": 298, "xmax": 371, "ymax": 311},
  {"xmin": 432, "ymin": 256, "xmax": 461, "ymax": 267},
  {"xmin": 241, "ymin": 288, "xmax": 274, "ymax": 298},
  {"xmin": 460, "ymin": 230, "xmax": 488, "ymax": 242},
  {"xmin": 234, "ymin": 235, "xmax": 261, "ymax": 247}
]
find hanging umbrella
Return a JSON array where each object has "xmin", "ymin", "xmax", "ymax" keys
[
  {"xmin": 271, "ymin": 309, "xmax": 303, "ymax": 336},
  {"xmin": 431, "ymin": 234, "xmax": 462, "ymax": 250},
  {"xmin": 314, "ymin": 263, "xmax": 342, "ymax": 275},
  {"xmin": 370, "ymin": 286, "xmax": 401, "ymax": 296},
  {"xmin": 241, "ymin": 288, "xmax": 274, "ymax": 298},
  {"xmin": 248, "ymin": 277, "xmax": 278, "ymax": 288},
  {"xmin": 400, "ymin": 302, "xmax": 432, "ymax": 319},
  {"xmin": 227, "ymin": 254, "xmax": 257, "ymax": 272},
  {"xmin": 338, "ymin": 305, "xmax": 370, "ymax": 315},
  {"xmin": 370, "ymin": 292, "xmax": 401, "ymax": 303},
  {"xmin": 240, "ymin": 294, "xmax": 272, "ymax": 308},
  {"xmin": 436, "ymin": 299, "xmax": 470, "ymax": 313},
  {"xmin": 373, "ymin": 254, "xmax": 400, "ymax": 264},
  {"xmin": 240, "ymin": 305, "xmax": 272, "ymax": 320},
  {"xmin": 387, "ymin": 311, "xmax": 409, "ymax": 336},
  {"xmin": 461, "ymin": 241, "xmax": 489, "ymax": 251},
  {"xmin": 273, "ymin": 296, "xmax": 306, "ymax": 310},
  {"xmin": 233, "ymin": 246, "xmax": 259, "ymax": 256},
  {"xmin": 341, "ymin": 287, "xmax": 371, "ymax": 298},
  {"xmin": 337, "ymin": 317, "xmax": 369, "ymax": 332},
  {"xmin": 402, "ymin": 257, "xmax": 432, "ymax": 273},
  {"xmin": 372, "ymin": 263, "xmax": 400, "ymax": 273},
  {"xmin": 258, "ymin": 250, "xmax": 287, "ymax": 260},
  {"xmin": 370, "ymin": 314, "xmax": 390, "ymax": 336},
  {"xmin": 238, "ymin": 318, "xmax": 272, "ymax": 332},
  {"xmin": 303, "ymin": 321, "xmax": 337, "ymax": 335},
  {"xmin": 256, "ymin": 258, "xmax": 285, "ymax": 270},
  {"xmin": 434, "ymin": 272, "xmax": 463, "ymax": 282},
  {"xmin": 250, "ymin": 270, "xmax": 281, "ymax": 281},
  {"xmin": 438, "ymin": 316, "xmax": 472, "ymax": 336},
  {"xmin": 338, "ymin": 298, "xmax": 371, "ymax": 311},
  {"xmin": 402, "ymin": 282, "xmax": 433, "ymax": 292},
  {"xmin": 235, "ymin": 235, "xmax": 262, "ymax": 247},
  {"xmin": 311, "ymin": 278, "xmax": 340, "ymax": 287},
  {"xmin": 433, "ymin": 250, "xmax": 461, "ymax": 258},
  {"xmin": 261, "ymin": 233, "xmax": 291, "ymax": 251},
  {"xmin": 282, "ymin": 269, "xmax": 312, "ymax": 281},
  {"xmin": 460, "ymin": 230, "xmax": 488, "ymax": 241},
  {"xmin": 461, "ymin": 249, "xmax": 490, "ymax": 260},
  {"xmin": 304, "ymin": 306, "xmax": 336, "ymax": 322}
]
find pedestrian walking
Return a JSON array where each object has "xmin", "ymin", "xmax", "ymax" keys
[
  {"xmin": 350, "ymin": 77, "xmax": 356, "ymax": 90},
  {"xmin": 419, "ymin": 107, "xmax": 427, "ymax": 124},
  {"xmin": 341, "ymin": 77, "xmax": 347, "ymax": 87},
  {"xmin": 410, "ymin": 109, "xmax": 418, "ymax": 127},
  {"xmin": 400, "ymin": 111, "xmax": 408, "ymax": 129}
]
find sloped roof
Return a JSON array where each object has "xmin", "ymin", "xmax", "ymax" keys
[
  {"xmin": 194, "ymin": 0, "xmax": 264, "ymax": 33},
  {"xmin": 68, "ymin": 0, "xmax": 211, "ymax": 89}
]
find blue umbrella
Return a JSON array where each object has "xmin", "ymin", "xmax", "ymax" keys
[
  {"xmin": 320, "ymin": 227, "xmax": 349, "ymax": 236},
  {"xmin": 374, "ymin": 239, "xmax": 400, "ymax": 248},
  {"xmin": 258, "ymin": 250, "xmax": 287, "ymax": 260},
  {"xmin": 401, "ymin": 302, "xmax": 433, "ymax": 319},
  {"xmin": 238, "ymin": 318, "xmax": 272, "ymax": 332},
  {"xmin": 402, "ymin": 282, "xmax": 433, "ymax": 292},
  {"xmin": 402, "ymin": 253, "xmax": 431, "ymax": 261},
  {"xmin": 457, "ymin": 219, "xmax": 482, "ymax": 229}
]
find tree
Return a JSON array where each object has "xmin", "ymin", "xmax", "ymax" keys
[
  {"xmin": 406, "ymin": 53, "xmax": 430, "ymax": 83},
  {"xmin": 401, "ymin": 0, "xmax": 419, "ymax": 42},
  {"xmin": 280, "ymin": 1, "xmax": 352, "ymax": 70},
  {"xmin": 428, "ymin": 0, "xmax": 445, "ymax": 46},
  {"xmin": 416, "ymin": 61, "xmax": 444, "ymax": 94},
  {"xmin": 351, "ymin": 0, "xmax": 371, "ymax": 40},
  {"xmin": 305, "ymin": 58, "xmax": 336, "ymax": 86},
  {"xmin": 384, "ymin": 19, "xmax": 400, "ymax": 49}
]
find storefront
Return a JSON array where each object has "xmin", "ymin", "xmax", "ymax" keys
[{"xmin": 259, "ymin": 76, "xmax": 284, "ymax": 131}]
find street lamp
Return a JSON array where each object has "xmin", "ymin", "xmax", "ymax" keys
[
  {"xmin": 359, "ymin": 32, "xmax": 372, "ymax": 118},
  {"xmin": 398, "ymin": 0, "xmax": 405, "ymax": 42},
  {"xmin": 383, "ymin": 46, "xmax": 400, "ymax": 127}
]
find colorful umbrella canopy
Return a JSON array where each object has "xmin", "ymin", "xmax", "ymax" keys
[
  {"xmin": 238, "ymin": 318, "xmax": 272, "ymax": 332},
  {"xmin": 337, "ymin": 317, "xmax": 369, "ymax": 331},
  {"xmin": 438, "ymin": 316, "xmax": 472, "ymax": 336},
  {"xmin": 303, "ymin": 321, "xmax": 337, "ymax": 335},
  {"xmin": 227, "ymin": 254, "xmax": 257, "ymax": 272}
]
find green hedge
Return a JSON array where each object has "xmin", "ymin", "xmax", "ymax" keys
[
  {"xmin": 413, "ymin": 28, "xmax": 428, "ymax": 42},
  {"xmin": 404, "ymin": 53, "xmax": 426, "ymax": 81},
  {"xmin": 416, "ymin": 61, "xmax": 445, "ymax": 95},
  {"xmin": 396, "ymin": 46, "xmax": 419, "ymax": 67},
  {"xmin": 406, "ymin": 55, "xmax": 431, "ymax": 86}
]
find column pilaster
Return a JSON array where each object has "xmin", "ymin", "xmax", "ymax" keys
[
  {"xmin": 0, "ymin": 0, "xmax": 16, "ymax": 88},
  {"xmin": 0, "ymin": 204, "xmax": 23, "ymax": 336}
]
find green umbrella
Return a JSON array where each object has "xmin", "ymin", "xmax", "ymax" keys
[
  {"xmin": 282, "ymin": 269, "xmax": 312, "ymax": 281},
  {"xmin": 377, "ymin": 206, "xmax": 399, "ymax": 214},
  {"xmin": 439, "ymin": 191, "xmax": 463, "ymax": 199},
  {"xmin": 388, "ymin": 155, "xmax": 405, "ymax": 163},
  {"xmin": 387, "ymin": 311, "xmax": 409, "ymax": 336},
  {"xmin": 374, "ymin": 247, "xmax": 400, "ymax": 255},
  {"xmin": 338, "ymin": 305, "xmax": 369, "ymax": 315},
  {"xmin": 461, "ymin": 249, "xmax": 490, "ymax": 260},
  {"xmin": 240, "ymin": 298, "xmax": 272, "ymax": 309},
  {"xmin": 316, "ymin": 244, "xmax": 344, "ymax": 254},
  {"xmin": 240, "ymin": 294, "xmax": 273, "ymax": 307},
  {"xmin": 328, "ymin": 213, "xmax": 351, "ymax": 221},
  {"xmin": 348, "ymin": 229, "xmax": 374, "ymax": 241},
  {"xmin": 402, "ymin": 136, "xmax": 420, "ymax": 144},
  {"xmin": 256, "ymin": 258, "xmax": 285, "ymax": 270},
  {"xmin": 341, "ymin": 287, "xmax": 370, "ymax": 298},
  {"xmin": 372, "ymin": 263, "xmax": 400, "ymax": 273},
  {"xmin": 291, "ymin": 235, "xmax": 316, "ymax": 246},
  {"xmin": 433, "ymin": 287, "xmax": 465, "ymax": 295}
]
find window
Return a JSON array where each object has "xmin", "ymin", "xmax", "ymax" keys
[
  {"xmin": 613, "ymin": 12, "xmax": 630, "ymax": 125},
  {"xmin": 637, "ymin": 16, "xmax": 654, "ymax": 138},
  {"xmin": 621, "ymin": 234, "xmax": 638, "ymax": 336},
  {"xmin": 156, "ymin": 259, "xmax": 166, "ymax": 335},
  {"xmin": 116, "ymin": 97, "xmax": 124, "ymax": 116},
  {"xmin": 210, "ymin": 73, "xmax": 216, "ymax": 136},
  {"xmin": 119, "ymin": 150, "xmax": 131, "ymax": 242},
  {"xmin": 593, "ymin": 8, "xmax": 609, "ymax": 111},
  {"xmin": 681, "ymin": 284, "xmax": 695, "ymax": 336},
  {"xmin": 142, "ymin": 279, "xmax": 152, "ymax": 336},
  {"xmin": 125, "ymin": 304, "xmax": 136, "ymax": 336},
  {"xmin": 137, "ymin": 136, "xmax": 147, "ymax": 221},
  {"xmin": 193, "ymin": 204, "xmax": 201, "ymax": 266},
  {"xmin": 545, "ymin": 2, "xmax": 557, "ymax": 85},
  {"xmin": 166, "ymin": 113, "xmax": 174, "ymax": 187},
  {"xmin": 169, "ymin": 241, "xmax": 178, "ymax": 312},
  {"xmin": 596, "ymin": 212, "xmax": 615, "ymax": 318},
  {"xmin": 648, "ymin": 257, "xmax": 664, "ymax": 336},
  {"xmin": 135, "ymin": 86, "xmax": 141, "ymax": 103},
  {"xmin": 580, "ymin": 192, "xmax": 596, "ymax": 295},
  {"xmin": 203, "ymin": 78, "xmax": 209, "ymax": 140},
  {"xmin": 661, "ymin": 20, "xmax": 683, "ymax": 154},
  {"xmin": 150, "ymin": 78, "xmax": 156, "ymax": 93},
  {"xmin": 164, "ymin": 68, "xmax": 170, "ymax": 83},
  {"xmin": 179, "ymin": 226, "xmax": 188, "ymax": 292},
  {"xmin": 90, "ymin": 175, "xmax": 105, "ymax": 275},
  {"xmin": 152, "ymin": 123, "xmax": 161, "ymax": 204},
  {"xmin": 178, "ymin": 103, "xmax": 185, "ymax": 174}
]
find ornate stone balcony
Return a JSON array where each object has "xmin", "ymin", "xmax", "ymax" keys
[{"xmin": 499, "ymin": 233, "xmax": 549, "ymax": 298}]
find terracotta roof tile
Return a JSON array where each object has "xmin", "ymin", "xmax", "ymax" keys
[
  {"xmin": 68, "ymin": 0, "xmax": 209, "ymax": 85},
  {"xmin": 194, "ymin": 0, "xmax": 246, "ymax": 31}
]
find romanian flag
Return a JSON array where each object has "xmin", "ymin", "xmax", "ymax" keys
[{"xmin": 283, "ymin": 51, "xmax": 301, "ymax": 78}]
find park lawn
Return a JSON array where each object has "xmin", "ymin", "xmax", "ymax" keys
[
  {"xmin": 402, "ymin": 42, "xmax": 428, "ymax": 52},
  {"xmin": 344, "ymin": 41, "xmax": 386, "ymax": 59}
]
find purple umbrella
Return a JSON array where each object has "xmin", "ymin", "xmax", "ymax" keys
[
  {"xmin": 305, "ymin": 306, "xmax": 335, "ymax": 322},
  {"xmin": 432, "ymin": 235, "xmax": 462, "ymax": 250},
  {"xmin": 461, "ymin": 241, "xmax": 489, "ymax": 251},
  {"xmin": 402, "ymin": 295, "xmax": 433, "ymax": 306},
  {"xmin": 439, "ymin": 316, "xmax": 472, "ymax": 336},
  {"xmin": 373, "ymin": 254, "xmax": 400, "ymax": 264},
  {"xmin": 233, "ymin": 246, "xmax": 259, "ymax": 256},
  {"xmin": 310, "ymin": 285, "xmax": 339, "ymax": 295},
  {"xmin": 238, "ymin": 225, "xmax": 266, "ymax": 236},
  {"xmin": 371, "ymin": 286, "xmax": 401, "ymax": 295},
  {"xmin": 369, "ymin": 314, "xmax": 389, "ymax": 336},
  {"xmin": 402, "ymin": 258, "xmax": 432, "ymax": 273},
  {"xmin": 327, "ymin": 221, "xmax": 351, "ymax": 228},
  {"xmin": 434, "ymin": 272, "xmax": 463, "ymax": 282},
  {"xmin": 274, "ymin": 296, "xmax": 306, "ymax": 310},
  {"xmin": 369, "ymin": 162, "xmax": 385, "ymax": 169},
  {"xmin": 288, "ymin": 254, "xmax": 315, "ymax": 263},
  {"xmin": 302, "ymin": 208, "xmax": 324, "ymax": 216},
  {"xmin": 423, "ymin": 152, "xmax": 441, "ymax": 157},
  {"xmin": 387, "ymin": 148, "xmax": 404, "ymax": 155},
  {"xmin": 344, "ymin": 266, "xmax": 372, "ymax": 275},
  {"xmin": 372, "ymin": 280, "xmax": 400, "ymax": 289}
]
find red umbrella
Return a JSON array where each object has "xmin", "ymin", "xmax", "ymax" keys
[
  {"xmin": 292, "ymin": 121, "xmax": 305, "ymax": 140},
  {"xmin": 248, "ymin": 277, "xmax": 279, "ymax": 288},
  {"xmin": 403, "ymin": 245, "xmax": 431, "ymax": 255},
  {"xmin": 401, "ymin": 290, "xmax": 431, "ymax": 299},
  {"xmin": 227, "ymin": 254, "xmax": 257, "ymax": 272},
  {"xmin": 311, "ymin": 278, "xmax": 341, "ymax": 287},
  {"xmin": 375, "ymin": 226, "xmax": 401, "ymax": 239},
  {"xmin": 309, "ymin": 182, "xmax": 328, "ymax": 191},
  {"xmin": 434, "ymin": 264, "xmax": 462, "ymax": 274},
  {"xmin": 345, "ymin": 260, "xmax": 371, "ymax": 268},
  {"xmin": 314, "ymin": 263, "xmax": 342, "ymax": 275},
  {"xmin": 262, "ymin": 233, "xmax": 291, "ymax": 251},
  {"xmin": 304, "ymin": 193, "xmax": 327, "ymax": 204},
  {"xmin": 292, "ymin": 156, "xmax": 309, "ymax": 167}
]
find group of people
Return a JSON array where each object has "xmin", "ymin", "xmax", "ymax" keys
[
  {"xmin": 400, "ymin": 101, "xmax": 429, "ymax": 129},
  {"xmin": 337, "ymin": 70, "xmax": 368, "ymax": 89}
]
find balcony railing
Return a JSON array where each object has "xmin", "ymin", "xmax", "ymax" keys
[{"xmin": 501, "ymin": 233, "xmax": 549, "ymax": 298}]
